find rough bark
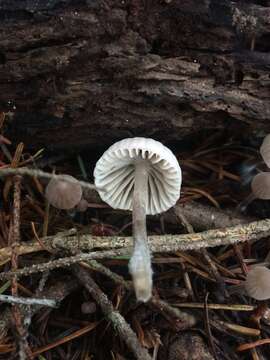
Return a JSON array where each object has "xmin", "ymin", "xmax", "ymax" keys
[{"xmin": 0, "ymin": 0, "xmax": 269, "ymax": 149}]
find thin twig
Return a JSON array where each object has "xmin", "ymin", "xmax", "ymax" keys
[
  {"xmin": 233, "ymin": 244, "xmax": 249, "ymax": 276},
  {"xmin": 0, "ymin": 167, "xmax": 95, "ymax": 191},
  {"xmin": 204, "ymin": 293, "xmax": 217, "ymax": 359},
  {"xmin": 212, "ymin": 320, "xmax": 260, "ymax": 337},
  {"xmin": 0, "ymin": 276, "xmax": 79, "ymax": 340},
  {"xmin": 31, "ymin": 322, "xmax": 98, "ymax": 357},
  {"xmin": 82, "ymin": 260, "xmax": 132, "ymax": 290},
  {"xmin": 150, "ymin": 297, "xmax": 196, "ymax": 329},
  {"xmin": 73, "ymin": 264, "xmax": 152, "ymax": 360},
  {"xmin": 10, "ymin": 175, "xmax": 33, "ymax": 360},
  {"xmin": 0, "ymin": 294, "xmax": 58, "ymax": 308},
  {"xmin": 42, "ymin": 199, "xmax": 50, "ymax": 238},
  {"xmin": 0, "ymin": 248, "xmax": 129, "ymax": 280},
  {"xmin": 237, "ymin": 338, "xmax": 270, "ymax": 352},
  {"xmin": 172, "ymin": 303, "xmax": 255, "ymax": 311}
]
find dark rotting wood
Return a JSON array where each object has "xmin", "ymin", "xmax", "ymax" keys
[{"xmin": 0, "ymin": 0, "xmax": 269, "ymax": 150}]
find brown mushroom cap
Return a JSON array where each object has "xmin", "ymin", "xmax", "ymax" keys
[
  {"xmin": 45, "ymin": 175, "xmax": 82, "ymax": 210},
  {"xmin": 251, "ymin": 172, "xmax": 270, "ymax": 200},
  {"xmin": 245, "ymin": 266, "xmax": 270, "ymax": 300}
]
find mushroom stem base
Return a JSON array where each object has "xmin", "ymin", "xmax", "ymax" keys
[{"xmin": 129, "ymin": 161, "xmax": 152, "ymax": 302}]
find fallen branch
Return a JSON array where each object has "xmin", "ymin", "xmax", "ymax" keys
[
  {"xmin": 1, "ymin": 218, "xmax": 270, "ymax": 280},
  {"xmin": 49, "ymin": 218, "xmax": 270, "ymax": 253},
  {"xmin": 1, "ymin": 217, "xmax": 269, "ymax": 261}
]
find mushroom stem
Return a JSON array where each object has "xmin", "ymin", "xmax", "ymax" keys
[
  {"xmin": 129, "ymin": 160, "xmax": 152, "ymax": 302},
  {"xmin": 236, "ymin": 193, "xmax": 256, "ymax": 213}
]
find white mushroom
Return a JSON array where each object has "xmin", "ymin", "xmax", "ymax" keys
[
  {"xmin": 245, "ymin": 266, "xmax": 270, "ymax": 300},
  {"xmin": 251, "ymin": 172, "xmax": 270, "ymax": 200},
  {"xmin": 94, "ymin": 138, "xmax": 182, "ymax": 302},
  {"xmin": 260, "ymin": 134, "xmax": 270, "ymax": 168},
  {"xmin": 45, "ymin": 175, "xmax": 83, "ymax": 210}
]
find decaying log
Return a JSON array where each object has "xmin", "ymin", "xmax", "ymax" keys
[{"xmin": 0, "ymin": 0, "xmax": 269, "ymax": 149}]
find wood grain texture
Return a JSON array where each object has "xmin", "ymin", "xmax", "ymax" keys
[{"xmin": 0, "ymin": 0, "xmax": 269, "ymax": 149}]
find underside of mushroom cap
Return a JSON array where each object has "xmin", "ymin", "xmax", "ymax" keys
[{"xmin": 94, "ymin": 138, "xmax": 182, "ymax": 215}]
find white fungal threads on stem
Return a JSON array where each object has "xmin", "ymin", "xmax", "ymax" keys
[{"xmin": 129, "ymin": 161, "xmax": 152, "ymax": 302}]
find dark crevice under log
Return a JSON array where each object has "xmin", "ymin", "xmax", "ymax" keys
[{"xmin": 0, "ymin": 0, "xmax": 269, "ymax": 150}]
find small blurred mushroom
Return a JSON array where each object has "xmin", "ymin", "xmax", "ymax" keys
[
  {"xmin": 237, "ymin": 135, "xmax": 270, "ymax": 212},
  {"xmin": 245, "ymin": 266, "xmax": 270, "ymax": 301},
  {"xmin": 94, "ymin": 138, "xmax": 182, "ymax": 302},
  {"xmin": 260, "ymin": 134, "xmax": 270, "ymax": 168},
  {"xmin": 251, "ymin": 172, "xmax": 270, "ymax": 200},
  {"xmin": 45, "ymin": 175, "xmax": 82, "ymax": 210},
  {"xmin": 81, "ymin": 301, "xmax": 97, "ymax": 314}
]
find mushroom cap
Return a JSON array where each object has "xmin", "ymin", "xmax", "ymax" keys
[
  {"xmin": 260, "ymin": 134, "xmax": 270, "ymax": 168},
  {"xmin": 94, "ymin": 137, "xmax": 182, "ymax": 215},
  {"xmin": 245, "ymin": 266, "xmax": 270, "ymax": 300},
  {"xmin": 251, "ymin": 172, "xmax": 270, "ymax": 200},
  {"xmin": 45, "ymin": 175, "xmax": 82, "ymax": 210}
]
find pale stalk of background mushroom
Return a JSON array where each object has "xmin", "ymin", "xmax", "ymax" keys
[
  {"xmin": 260, "ymin": 134, "xmax": 270, "ymax": 168},
  {"xmin": 94, "ymin": 138, "xmax": 182, "ymax": 302},
  {"xmin": 45, "ymin": 175, "xmax": 83, "ymax": 210}
]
